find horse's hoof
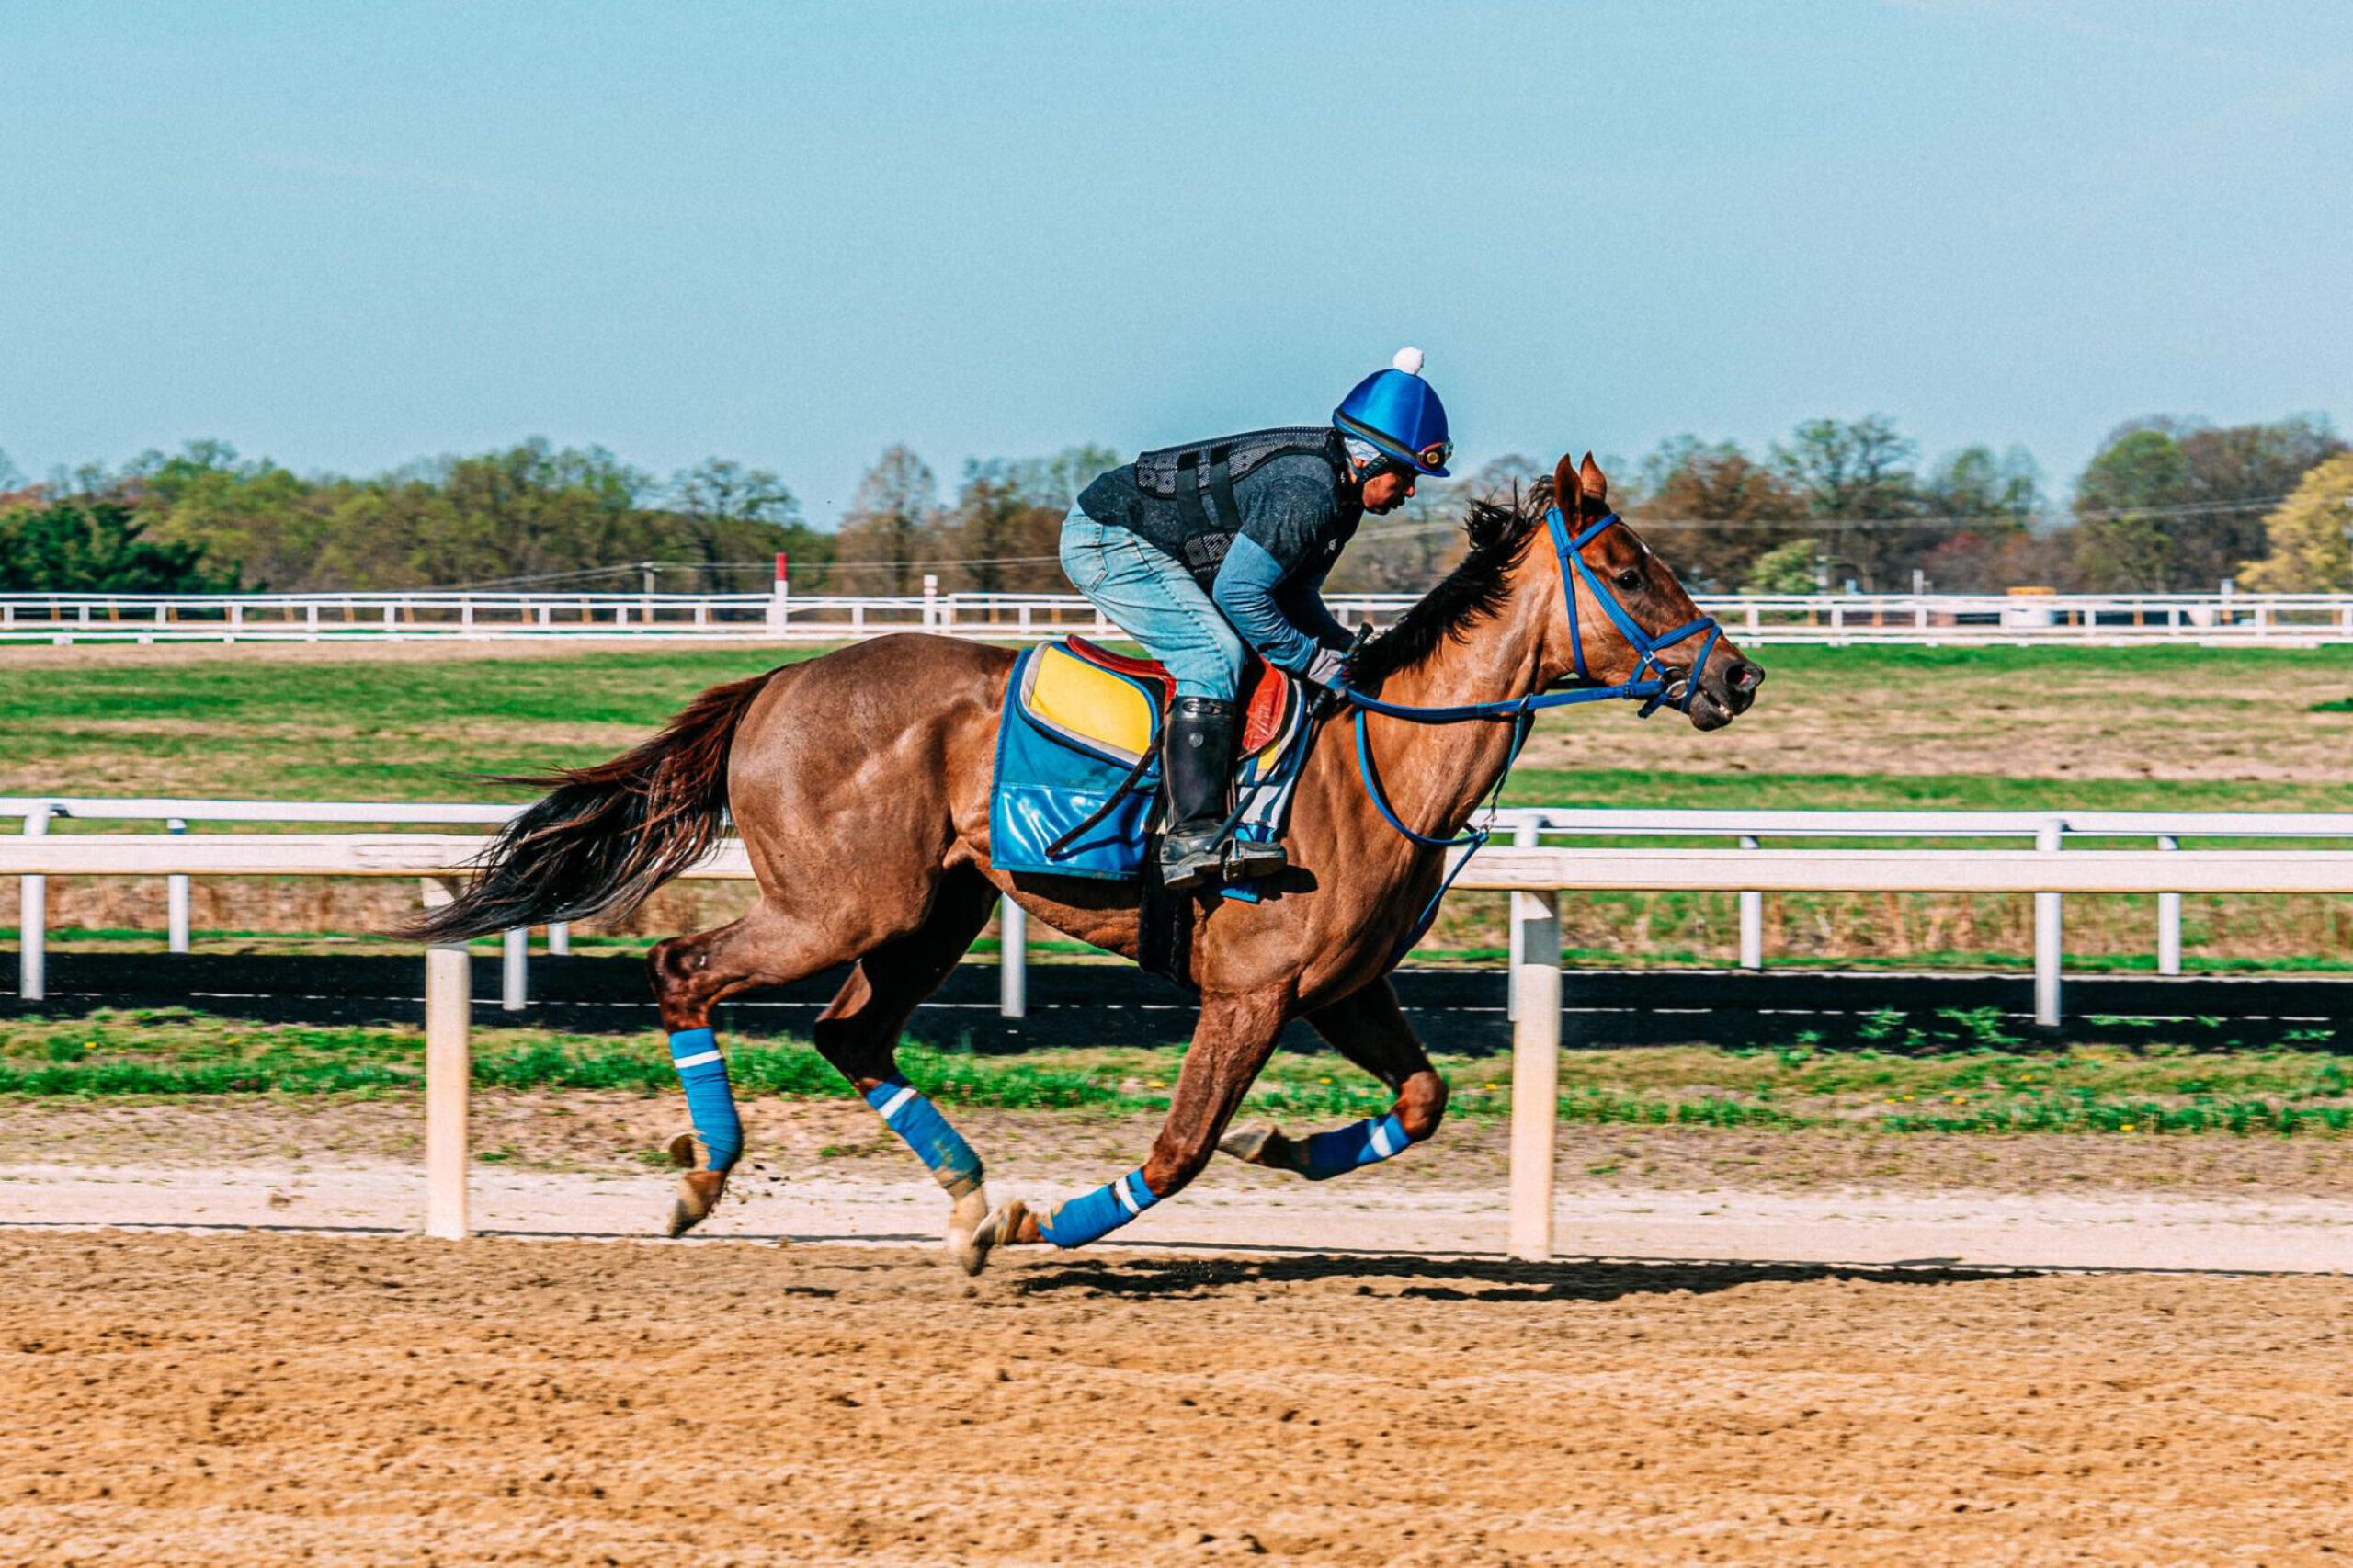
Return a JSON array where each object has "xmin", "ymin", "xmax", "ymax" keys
[
  {"xmin": 947, "ymin": 1187, "xmax": 992, "ymax": 1276},
  {"xmin": 666, "ymin": 1168, "xmax": 728, "ymax": 1238},
  {"xmin": 1219, "ymin": 1122, "xmax": 1282, "ymax": 1165},
  {"xmin": 964, "ymin": 1198, "xmax": 1032, "ymax": 1273}
]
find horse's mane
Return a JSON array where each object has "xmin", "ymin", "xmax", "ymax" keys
[{"xmin": 1347, "ymin": 478, "xmax": 1555, "ymax": 686}]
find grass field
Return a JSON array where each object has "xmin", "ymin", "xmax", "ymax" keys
[
  {"xmin": 4, "ymin": 639, "xmax": 2350, "ymax": 809},
  {"xmin": 6, "ymin": 1010, "xmax": 2347, "ymax": 1139},
  {"xmin": 3, "ymin": 639, "xmax": 2349, "ymax": 969}
]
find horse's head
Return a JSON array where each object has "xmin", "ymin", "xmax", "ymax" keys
[{"xmin": 1542, "ymin": 450, "xmax": 1764, "ymax": 731}]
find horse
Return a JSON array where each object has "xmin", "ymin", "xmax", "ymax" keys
[{"xmin": 415, "ymin": 451, "xmax": 1764, "ymax": 1270}]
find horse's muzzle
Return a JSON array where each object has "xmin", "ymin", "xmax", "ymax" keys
[{"xmin": 1681, "ymin": 657, "xmax": 1765, "ymax": 730}]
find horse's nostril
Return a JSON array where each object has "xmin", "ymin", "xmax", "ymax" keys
[{"xmin": 1730, "ymin": 661, "xmax": 1764, "ymax": 692}]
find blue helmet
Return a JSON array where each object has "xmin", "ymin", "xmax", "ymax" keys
[{"xmin": 1334, "ymin": 347, "xmax": 1452, "ymax": 478}]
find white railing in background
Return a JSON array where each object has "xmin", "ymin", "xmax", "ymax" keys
[
  {"xmin": 6, "ymin": 586, "xmax": 2353, "ymax": 646},
  {"xmin": 6, "ymin": 827, "xmax": 2353, "ymax": 1254},
  {"xmin": 11, "ymin": 796, "xmax": 2353, "ymax": 1030}
]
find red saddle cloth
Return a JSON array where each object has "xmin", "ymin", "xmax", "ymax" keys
[{"xmin": 1063, "ymin": 636, "xmax": 1291, "ymax": 755}]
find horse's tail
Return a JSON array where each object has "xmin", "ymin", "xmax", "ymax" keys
[{"xmin": 404, "ymin": 668, "xmax": 779, "ymax": 944}]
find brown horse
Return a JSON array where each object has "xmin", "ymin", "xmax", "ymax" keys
[{"xmin": 417, "ymin": 452, "xmax": 1763, "ymax": 1268}]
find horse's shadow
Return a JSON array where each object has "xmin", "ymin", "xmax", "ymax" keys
[{"xmin": 1008, "ymin": 1251, "xmax": 2030, "ymax": 1304}]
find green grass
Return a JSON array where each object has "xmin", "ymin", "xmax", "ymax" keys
[
  {"xmin": 1501, "ymin": 765, "xmax": 2353, "ymax": 814},
  {"xmin": 5, "ymin": 640, "xmax": 2349, "ymax": 809},
  {"xmin": 0, "ymin": 647, "xmax": 837, "ymax": 801},
  {"xmin": 6, "ymin": 1010, "xmax": 2347, "ymax": 1138}
]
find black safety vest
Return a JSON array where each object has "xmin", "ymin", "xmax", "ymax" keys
[{"xmin": 1077, "ymin": 426, "xmax": 1353, "ymax": 586}]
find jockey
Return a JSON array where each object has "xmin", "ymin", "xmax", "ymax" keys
[{"xmin": 1062, "ymin": 347, "xmax": 1453, "ymax": 889}]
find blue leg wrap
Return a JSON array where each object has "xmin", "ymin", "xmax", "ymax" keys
[
  {"xmin": 668, "ymin": 1027, "xmax": 743, "ymax": 1172},
  {"xmin": 1296, "ymin": 1113, "xmax": 1413, "ymax": 1182},
  {"xmin": 1036, "ymin": 1167, "xmax": 1157, "ymax": 1249},
  {"xmin": 863, "ymin": 1076, "xmax": 985, "ymax": 1199}
]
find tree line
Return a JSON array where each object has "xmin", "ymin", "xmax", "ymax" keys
[{"xmin": 2, "ymin": 412, "xmax": 2347, "ymax": 597}]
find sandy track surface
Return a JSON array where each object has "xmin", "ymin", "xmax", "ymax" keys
[{"xmin": 3, "ymin": 1233, "xmax": 2350, "ymax": 1567}]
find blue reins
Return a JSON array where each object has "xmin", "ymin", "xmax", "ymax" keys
[{"xmin": 1335, "ymin": 506, "xmax": 1725, "ymax": 955}]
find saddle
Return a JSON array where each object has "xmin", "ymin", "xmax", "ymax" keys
[
  {"xmin": 1025, "ymin": 636, "xmax": 1291, "ymax": 762},
  {"xmin": 991, "ymin": 636, "xmax": 1312, "ymax": 884}
]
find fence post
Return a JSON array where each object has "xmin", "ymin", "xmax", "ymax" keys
[
  {"xmin": 1738, "ymin": 835, "xmax": 1763, "ymax": 970},
  {"xmin": 420, "ymin": 881, "xmax": 471, "ymax": 1241},
  {"xmin": 923, "ymin": 574, "xmax": 939, "ymax": 631},
  {"xmin": 501, "ymin": 926, "xmax": 528, "ymax": 1010},
  {"xmin": 2157, "ymin": 835, "xmax": 2182, "ymax": 976},
  {"xmin": 1507, "ymin": 924, "xmax": 1561, "ymax": 1264},
  {"xmin": 18, "ymin": 803, "xmax": 56, "ymax": 1001},
  {"xmin": 547, "ymin": 920, "xmax": 570, "ymax": 956},
  {"xmin": 2034, "ymin": 818, "xmax": 2063, "ymax": 1027},
  {"xmin": 167, "ymin": 818, "xmax": 190, "ymax": 953},
  {"xmin": 999, "ymin": 898, "xmax": 1028, "ymax": 1018},
  {"xmin": 1506, "ymin": 819, "xmax": 1543, "ymax": 1018}
]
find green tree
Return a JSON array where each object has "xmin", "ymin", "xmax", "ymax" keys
[
  {"xmin": 2073, "ymin": 428, "xmax": 2192, "ymax": 591},
  {"xmin": 667, "ymin": 458, "xmax": 828, "ymax": 590},
  {"xmin": 2241, "ymin": 452, "xmax": 2353, "ymax": 591},
  {"xmin": 0, "ymin": 497, "xmax": 244, "ymax": 592},
  {"xmin": 1740, "ymin": 536, "xmax": 1824, "ymax": 593},
  {"xmin": 1771, "ymin": 415, "xmax": 1923, "ymax": 590}
]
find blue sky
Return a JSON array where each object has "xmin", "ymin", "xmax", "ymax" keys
[{"xmin": 4, "ymin": 1, "xmax": 2348, "ymax": 520}]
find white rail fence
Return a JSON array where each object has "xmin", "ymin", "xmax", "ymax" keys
[
  {"xmin": 7, "ymin": 587, "xmax": 2353, "ymax": 646},
  {"xmin": 12, "ymin": 798, "xmax": 2353, "ymax": 1028},
  {"xmin": 6, "ymin": 827, "xmax": 2353, "ymax": 1256}
]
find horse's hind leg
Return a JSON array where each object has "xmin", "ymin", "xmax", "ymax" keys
[
  {"xmin": 972, "ymin": 988, "xmax": 1290, "ymax": 1266},
  {"xmin": 650, "ymin": 898, "xmax": 874, "ymax": 1236},
  {"xmin": 1218, "ymin": 976, "xmax": 1449, "ymax": 1180},
  {"xmin": 803, "ymin": 868, "xmax": 1002, "ymax": 1273}
]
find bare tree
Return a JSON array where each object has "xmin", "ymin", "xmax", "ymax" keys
[{"xmin": 833, "ymin": 445, "xmax": 941, "ymax": 596}]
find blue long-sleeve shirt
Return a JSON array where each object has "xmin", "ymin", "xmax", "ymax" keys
[{"xmin": 1213, "ymin": 537, "xmax": 1352, "ymax": 675}]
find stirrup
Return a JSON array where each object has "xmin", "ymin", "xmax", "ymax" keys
[
  {"xmin": 1222, "ymin": 837, "xmax": 1287, "ymax": 881},
  {"xmin": 1159, "ymin": 827, "xmax": 1225, "ymax": 891}
]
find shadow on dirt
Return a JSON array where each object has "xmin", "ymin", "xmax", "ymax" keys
[{"xmin": 1008, "ymin": 1251, "xmax": 2035, "ymax": 1303}]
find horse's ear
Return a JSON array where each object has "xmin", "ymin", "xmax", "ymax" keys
[
  {"xmin": 1552, "ymin": 452, "xmax": 1581, "ymax": 506},
  {"xmin": 1579, "ymin": 451, "xmax": 1608, "ymax": 507}
]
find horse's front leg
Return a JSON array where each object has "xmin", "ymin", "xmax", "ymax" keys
[
  {"xmin": 971, "ymin": 988, "xmax": 1289, "ymax": 1265},
  {"xmin": 1218, "ymin": 976, "xmax": 1448, "ymax": 1180}
]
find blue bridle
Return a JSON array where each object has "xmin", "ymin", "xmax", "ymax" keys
[
  {"xmin": 1335, "ymin": 506, "xmax": 1724, "ymax": 728},
  {"xmin": 1332, "ymin": 506, "xmax": 1726, "ymax": 956}
]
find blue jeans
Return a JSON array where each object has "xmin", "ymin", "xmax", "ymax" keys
[{"xmin": 1059, "ymin": 507, "xmax": 1245, "ymax": 701}]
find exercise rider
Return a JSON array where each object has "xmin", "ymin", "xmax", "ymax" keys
[{"xmin": 1061, "ymin": 347, "xmax": 1453, "ymax": 889}]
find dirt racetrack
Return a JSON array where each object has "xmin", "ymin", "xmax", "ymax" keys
[{"xmin": 3, "ymin": 1234, "xmax": 2348, "ymax": 1566}]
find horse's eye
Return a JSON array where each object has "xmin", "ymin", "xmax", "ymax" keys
[{"xmin": 1614, "ymin": 568, "xmax": 1643, "ymax": 592}]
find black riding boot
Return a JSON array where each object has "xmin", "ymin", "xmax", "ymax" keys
[{"xmin": 1158, "ymin": 696, "xmax": 1235, "ymax": 891}]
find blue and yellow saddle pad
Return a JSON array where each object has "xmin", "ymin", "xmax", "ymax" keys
[{"xmin": 990, "ymin": 637, "xmax": 1311, "ymax": 884}]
